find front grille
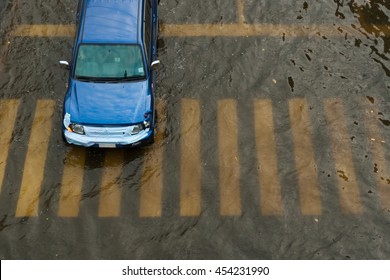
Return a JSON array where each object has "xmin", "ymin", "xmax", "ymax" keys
[{"xmin": 85, "ymin": 126, "xmax": 129, "ymax": 137}]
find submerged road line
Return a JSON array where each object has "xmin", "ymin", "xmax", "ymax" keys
[
  {"xmin": 7, "ymin": 0, "xmax": 387, "ymax": 39},
  {"xmin": 15, "ymin": 100, "xmax": 55, "ymax": 217},
  {"xmin": 160, "ymin": 23, "xmax": 362, "ymax": 37},
  {"xmin": 324, "ymin": 99, "xmax": 362, "ymax": 214},
  {"xmin": 58, "ymin": 147, "xmax": 86, "ymax": 217},
  {"xmin": 180, "ymin": 99, "xmax": 201, "ymax": 216},
  {"xmin": 139, "ymin": 141, "xmax": 164, "ymax": 217},
  {"xmin": 289, "ymin": 98, "xmax": 322, "ymax": 216},
  {"xmin": 12, "ymin": 24, "xmax": 75, "ymax": 37},
  {"xmin": 98, "ymin": 150, "xmax": 124, "ymax": 217},
  {"xmin": 139, "ymin": 101, "xmax": 166, "ymax": 218},
  {"xmin": 218, "ymin": 99, "xmax": 241, "ymax": 216},
  {"xmin": 361, "ymin": 99, "xmax": 390, "ymax": 211},
  {"xmin": 11, "ymin": 23, "xmax": 366, "ymax": 38},
  {"xmin": 253, "ymin": 99, "xmax": 283, "ymax": 216},
  {"xmin": 0, "ymin": 99, "xmax": 19, "ymax": 193},
  {"xmin": 237, "ymin": 0, "xmax": 245, "ymax": 25}
]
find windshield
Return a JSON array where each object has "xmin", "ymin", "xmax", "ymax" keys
[{"xmin": 74, "ymin": 44, "xmax": 145, "ymax": 81}]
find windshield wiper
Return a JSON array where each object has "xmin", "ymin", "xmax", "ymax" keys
[
  {"xmin": 109, "ymin": 75, "xmax": 146, "ymax": 82},
  {"xmin": 75, "ymin": 76, "xmax": 103, "ymax": 82},
  {"xmin": 75, "ymin": 75, "xmax": 145, "ymax": 83}
]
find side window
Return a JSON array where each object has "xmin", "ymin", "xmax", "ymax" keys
[{"xmin": 144, "ymin": 0, "xmax": 152, "ymax": 62}]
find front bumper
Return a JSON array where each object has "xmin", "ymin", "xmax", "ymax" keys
[{"xmin": 63, "ymin": 128, "xmax": 153, "ymax": 148}]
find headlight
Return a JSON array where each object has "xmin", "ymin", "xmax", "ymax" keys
[
  {"xmin": 63, "ymin": 113, "xmax": 85, "ymax": 135},
  {"xmin": 69, "ymin": 123, "xmax": 85, "ymax": 135},
  {"xmin": 130, "ymin": 124, "xmax": 144, "ymax": 135}
]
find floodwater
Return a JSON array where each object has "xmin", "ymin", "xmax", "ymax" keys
[{"xmin": 0, "ymin": 0, "xmax": 390, "ymax": 259}]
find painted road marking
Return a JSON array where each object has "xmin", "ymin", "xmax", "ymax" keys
[
  {"xmin": 98, "ymin": 150, "xmax": 124, "ymax": 217},
  {"xmin": 237, "ymin": 0, "xmax": 245, "ymax": 24},
  {"xmin": 180, "ymin": 99, "xmax": 201, "ymax": 216},
  {"xmin": 139, "ymin": 145, "xmax": 164, "ymax": 217},
  {"xmin": 15, "ymin": 100, "xmax": 55, "ymax": 217},
  {"xmin": 218, "ymin": 99, "xmax": 241, "ymax": 216},
  {"xmin": 361, "ymin": 99, "xmax": 390, "ymax": 211},
  {"xmin": 2, "ymin": 97, "xmax": 385, "ymax": 218},
  {"xmin": 324, "ymin": 99, "xmax": 362, "ymax": 214},
  {"xmin": 12, "ymin": 24, "xmax": 75, "ymax": 37},
  {"xmin": 160, "ymin": 24, "xmax": 362, "ymax": 37},
  {"xmin": 253, "ymin": 99, "xmax": 283, "ymax": 216},
  {"xmin": 11, "ymin": 23, "xmax": 365, "ymax": 38},
  {"xmin": 58, "ymin": 147, "xmax": 86, "ymax": 217},
  {"xmin": 289, "ymin": 98, "xmax": 322, "ymax": 215},
  {"xmin": 139, "ymin": 101, "xmax": 166, "ymax": 217},
  {"xmin": 0, "ymin": 99, "xmax": 19, "ymax": 193}
]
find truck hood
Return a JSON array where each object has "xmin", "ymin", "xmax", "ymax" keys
[{"xmin": 66, "ymin": 80, "xmax": 150, "ymax": 125}]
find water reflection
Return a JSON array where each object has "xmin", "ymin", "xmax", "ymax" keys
[
  {"xmin": 349, "ymin": 0, "xmax": 390, "ymax": 48},
  {"xmin": 346, "ymin": 0, "xmax": 390, "ymax": 76}
]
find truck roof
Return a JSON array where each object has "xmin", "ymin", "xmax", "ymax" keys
[{"xmin": 80, "ymin": 0, "xmax": 142, "ymax": 44}]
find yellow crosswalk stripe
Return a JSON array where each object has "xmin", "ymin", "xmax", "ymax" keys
[
  {"xmin": 218, "ymin": 99, "xmax": 241, "ymax": 216},
  {"xmin": 0, "ymin": 99, "xmax": 20, "ymax": 193},
  {"xmin": 139, "ymin": 101, "xmax": 166, "ymax": 217},
  {"xmin": 324, "ymin": 99, "xmax": 362, "ymax": 214},
  {"xmin": 15, "ymin": 100, "xmax": 55, "ymax": 217},
  {"xmin": 253, "ymin": 99, "xmax": 283, "ymax": 216},
  {"xmin": 180, "ymin": 99, "xmax": 201, "ymax": 216},
  {"xmin": 58, "ymin": 147, "xmax": 86, "ymax": 217},
  {"xmin": 289, "ymin": 98, "xmax": 322, "ymax": 215},
  {"xmin": 140, "ymin": 152, "xmax": 163, "ymax": 217},
  {"xmin": 98, "ymin": 150, "xmax": 124, "ymax": 217},
  {"xmin": 361, "ymin": 99, "xmax": 390, "ymax": 211}
]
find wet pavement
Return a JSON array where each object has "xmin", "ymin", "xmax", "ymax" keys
[{"xmin": 0, "ymin": 0, "xmax": 390, "ymax": 259}]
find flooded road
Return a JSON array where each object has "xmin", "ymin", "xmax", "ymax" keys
[{"xmin": 0, "ymin": 0, "xmax": 390, "ymax": 259}]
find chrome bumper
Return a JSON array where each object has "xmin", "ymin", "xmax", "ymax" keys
[{"xmin": 64, "ymin": 128, "xmax": 152, "ymax": 147}]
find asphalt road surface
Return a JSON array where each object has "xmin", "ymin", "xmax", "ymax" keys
[{"xmin": 0, "ymin": 0, "xmax": 390, "ymax": 259}]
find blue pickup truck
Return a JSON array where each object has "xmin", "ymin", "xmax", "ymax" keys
[{"xmin": 60, "ymin": 0, "xmax": 159, "ymax": 148}]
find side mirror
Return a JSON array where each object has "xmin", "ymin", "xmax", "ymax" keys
[
  {"xmin": 59, "ymin": 60, "xmax": 70, "ymax": 69},
  {"xmin": 151, "ymin": 60, "xmax": 160, "ymax": 71}
]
